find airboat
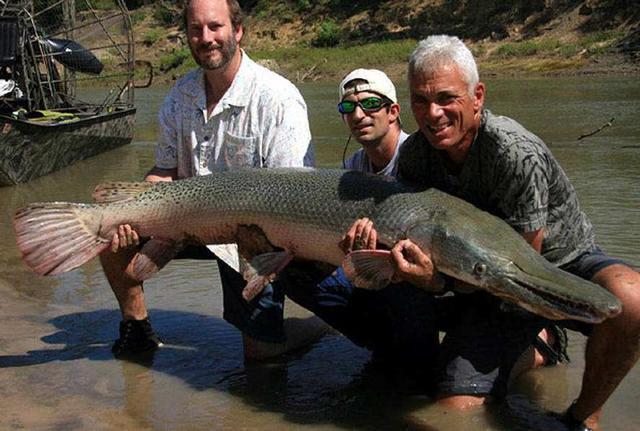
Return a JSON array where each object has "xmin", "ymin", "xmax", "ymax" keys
[{"xmin": 0, "ymin": 0, "xmax": 142, "ymax": 186}]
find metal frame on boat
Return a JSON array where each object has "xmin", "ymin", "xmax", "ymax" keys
[{"xmin": 0, "ymin": 0, "xmax": 137, "ymax": 186}]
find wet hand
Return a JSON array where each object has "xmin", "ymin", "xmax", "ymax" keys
[
  {"xmin": 110, "ymin": 224, "xmax": 140, "ymax": 253},
  {"xmin": 339, "ymin": 218, "xmax": 378, "ymax": 254},
  {"xmin": 390, "ymin": 239, "xmax": 445, "ymax": 292}
]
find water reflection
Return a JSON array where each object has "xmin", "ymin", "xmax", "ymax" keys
[{"xmin": 1, "ymin": 76, "xmax": 639, "ymax": 430}]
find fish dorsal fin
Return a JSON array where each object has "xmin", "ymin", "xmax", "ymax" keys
[
  {"xmin": 92, "ymin": 181, "xmax": 155, "ymax": 203},
  {"xmin": 342, "ymin": 250, "xmax": 394, "ymax": 290}
]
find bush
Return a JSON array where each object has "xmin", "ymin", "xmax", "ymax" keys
[
  {"xmin": 142, "ymin": 28, "xmax": 163, "ymax": 46},
  {"xmin": 295, "ymin": 0, "xmax": 312, "ymax": 12},
  {"xmin": 153, "ymin": 5, "xmax": 176, "ymax": 25},
  {"xmin": 159, "ymin": 48, "xmax": 190, "ymax": 71},
  {"xmin": 492, "ymin": 41, "xmax": 539, "ymax": 58},
  {"xmin": 312, "ymin": 19, "xmax": 342, "ymax": 47},
  {"xmin": 129, "ymin": 10, "xmax": 146, "ymax": 26}
]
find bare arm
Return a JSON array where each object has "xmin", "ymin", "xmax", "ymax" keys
[
  {"xmin": 390, "ymin": 239, "xmax": 445, "ymax": 291},
  {"xmin": 144, "ymin": 166, "xmax": 178, "ymax": 182}
]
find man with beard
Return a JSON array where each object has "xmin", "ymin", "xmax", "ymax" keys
[{"xmin": 100, "ymin": 0, "xmax": 325, "ymax": 360}]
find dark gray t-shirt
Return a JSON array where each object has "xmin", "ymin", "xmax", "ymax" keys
[{"xmin": 397, "ymin": 109, "xmax": 595, "ymax": 265}]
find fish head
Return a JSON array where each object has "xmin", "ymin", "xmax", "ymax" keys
[{"xmin": 407, "ymin": 215, "xmax": 622, "ymax": 324}]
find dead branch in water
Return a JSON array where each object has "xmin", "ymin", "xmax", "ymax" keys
[{"xmin": 578, "ymin": 117, "xmax": 615, "ymax": 140}]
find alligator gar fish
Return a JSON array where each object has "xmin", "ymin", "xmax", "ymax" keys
[{"xmin": 13, "ymin": 167, "xmax": 621, "ymax": 324}]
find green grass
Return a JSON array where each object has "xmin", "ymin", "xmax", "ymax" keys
[
  {"xmin": 129, "ymin": 10, "xmax": 146, "ymax": 26},
  {"xmin": 251, "ymin": 39, "xmax": 416, "ymax": 79},
  {"xmin": 490, "ymin": 30, "xmax": 624, "ymax": 60},
  {"xmin": 159, "ymin": 48, "xmax": 193, "ymax": 72},
  {"xmin": 142, "ymin": 28, "xmax": 164, "ymax": 46}
]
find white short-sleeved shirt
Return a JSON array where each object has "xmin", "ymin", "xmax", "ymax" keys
[
  {"xmin": 343, "ymin": 130, "xmax": 409, "ymax": 177},
  {"xmin": 155, "ymin": 51, "xmax": 314, "ymax": 178},
  {"xmin": 154, "ymin": 51, "xmax": 315, "ymax": 269}
]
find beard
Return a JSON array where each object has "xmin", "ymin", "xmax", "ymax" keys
[{"xmin": 190, "ymin": 34, "xmax": 238, "ymax": 70}]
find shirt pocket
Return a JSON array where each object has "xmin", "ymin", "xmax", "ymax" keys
[{"xmin": 221, "ymin": 132, "xmax": 258, "ymax": 168}]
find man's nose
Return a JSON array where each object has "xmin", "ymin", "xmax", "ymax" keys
[
  {"xmin": 200, "ymin": 26, "xmax": 214, "ymax": 43},
  {"xmin": 352, "ymin": 105, "xmax": 367, "ymax": 119},
  {"xmin": 428, "ymin": 101, "xmax": 443, "ymax": 118}
]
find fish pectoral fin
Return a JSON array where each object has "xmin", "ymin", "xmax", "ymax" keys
[
  {"xmin": 126, "ymin": 238, "xmax": 181, "ymax": 281},
  {"xmin": 92, "ymin": 181, "xmax": 155, "ymax": 203},
  {"xmin": 241, "ymin": 251, "xmax": 294, "ymax": 301},
  {"xmin": 342, "ymin": 250, "xmax": 394, "ymax": 290}
]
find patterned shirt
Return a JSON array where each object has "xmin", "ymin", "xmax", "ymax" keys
[
  {"xmin": 344, "ymin": 130, "xmax": 409, "ymax": 177},
  {"xmin": 154, "ymin": 51, "xmax": 314, "ymax": 269},
  {"xmin": 155, "ymin": 51, "xmax": 314, "ymax": 178},
  {"xmin": 398, "ymin": 109, "xmax": 595, "ymax": 265}
]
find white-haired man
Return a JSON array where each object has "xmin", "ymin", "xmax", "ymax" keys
[{"xmin": 390, "ymin": 34, "xmax": 640, "ymax": 430}]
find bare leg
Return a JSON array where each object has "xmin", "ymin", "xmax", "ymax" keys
[
  {"xmin": 570, "ymin": 264, "xmax": 640, "ymax": 429},
  {"xmin": 99, "ymin": 247, "xmax": 148, "ymax": 320},
  {"xmin": 437, "ymin": 395, "xmax": 486, "ymax": 410}
]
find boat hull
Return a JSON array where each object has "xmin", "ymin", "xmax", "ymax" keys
[{"xmin": 0, "ymin": 107, "xmax": 136, "ymax": 186}]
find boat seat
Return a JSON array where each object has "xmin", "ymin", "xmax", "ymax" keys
[{"xmin": 0, "ymin": 16, "xmax": 19, "ymax": 68}]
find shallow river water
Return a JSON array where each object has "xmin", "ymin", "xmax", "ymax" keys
[{"xmin": 1, "ymin": 75, "xmax": 639, "ymax": 430}]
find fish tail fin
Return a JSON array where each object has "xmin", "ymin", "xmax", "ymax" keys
[{"xmin": 13, "ymin": 203, "xmax": 110, "ymax": 276}]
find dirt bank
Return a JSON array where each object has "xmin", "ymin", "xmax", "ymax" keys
[{"xmin": 131, "ymin": 0, "xmax": 640, "ymax": 84}]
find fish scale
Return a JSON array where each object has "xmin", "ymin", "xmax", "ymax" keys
[{"xmin": 13, "ymin": 167, "xmax": 621, "ymax": 324}]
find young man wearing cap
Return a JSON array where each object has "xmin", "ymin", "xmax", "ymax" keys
[
  {"xmin": 281, "ymin": 69, "xmax": 439, "ymax": 374},
  {"xmin": 337, "ymin": 68, "xmax": 408, "ymax": 176}
]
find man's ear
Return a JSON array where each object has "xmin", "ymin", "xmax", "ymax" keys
[
  {"xmin": 235, "ymin": 25, "xmax": 244, "ymax": 44},
  {"xmin": 473, "ymin": 82, "xmax": 485, "ymax": 113},
  {"xmin": 388, "ymin": 103, "xmax": 401, "ymax": 124}
]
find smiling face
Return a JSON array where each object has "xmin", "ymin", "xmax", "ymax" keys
[
  {"xmin": 409, "ymin": 63, "xmax": 485, "ymax": 159},
  {"xmin": 186, "ymin": 0, "xmax": 243, "ymax": 71},
  {"xmin": 341, "ymin": 91, "xmax": 399, "ymax": 147}
]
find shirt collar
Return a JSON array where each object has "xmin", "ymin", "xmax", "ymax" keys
[{"xmin": 221, "ymin": 49, "xmax": 253, "ymax": 109}]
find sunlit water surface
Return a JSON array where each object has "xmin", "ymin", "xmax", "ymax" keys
[{"xmin": 1, "ymin": 75, "xmax": 638, "ymax": 430}]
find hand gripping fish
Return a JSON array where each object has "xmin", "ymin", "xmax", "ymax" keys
[{"xmin": 13, "ymin": 168, "xmax": 621, "ymax": 324}]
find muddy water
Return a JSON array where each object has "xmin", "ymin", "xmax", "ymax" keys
[{"xmin": 1, "ymin": 76, "xmax": 638, "ymax": 430}]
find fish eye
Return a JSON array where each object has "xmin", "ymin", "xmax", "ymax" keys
[{"xmin": 473, "ymin": 263, "xmax": 487, "ymax": 275}]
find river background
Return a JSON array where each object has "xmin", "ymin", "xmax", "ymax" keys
[{"xmin": 1, "ymin": 76, "xmax": 638, "ymax": 430}]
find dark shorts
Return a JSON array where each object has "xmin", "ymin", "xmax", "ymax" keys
[
  {"xmin": 557, "ymin": 245, "xmax": 628, "ymax": 335},
  {"xmin": 175, "ymin": 246, "xmax": 441, "ymax": 357},
  {"xmin": 437, "ymin": 245, "xmax": 628, "ymax": 397},
  {"xmin": 176, "ymin": 244, "xmax": 628, "ymax": 397},
  {"xmin": 281, "ymin": 263, "xmax": 440, "ymax": 370},
  {"xmin": 175, "ymin": 245, "xmax": 287, "ymax": 343}
]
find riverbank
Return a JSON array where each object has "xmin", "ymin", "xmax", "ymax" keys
[
  {"xmin": 130, "ymin": 1, "xmax": 640, "ymax": 85},
  {"xmin": 144, "ymin": 38, "xmax": 640, "ymax": 87}
]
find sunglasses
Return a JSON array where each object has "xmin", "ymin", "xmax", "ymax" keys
[{"xmin": 337, "ymin": 97, "xmax": 390, "ymax": 114}]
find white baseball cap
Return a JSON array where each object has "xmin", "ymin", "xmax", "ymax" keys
[{"xmin": 338, "ymin": 68, "xmax": 397, "ymax": 103}]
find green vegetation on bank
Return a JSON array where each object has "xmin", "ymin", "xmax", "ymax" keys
[
  {"xmin": 490, "ymin": 30, "xmax": 624, "ymax": 60},
  {"xmin": 251, "ymin": 39, "xmax": 417, "ymax": 78},
  {"xmin": 155, "ymin": 39, "xmax": 418, "ymax": 81},
  {"xmin": 120, "ymin": 0, "xmax": 638, "ymax": 82},
  {"xmin": 153, "ymin": 28, "xmax": 627, "ymax": 82}
]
